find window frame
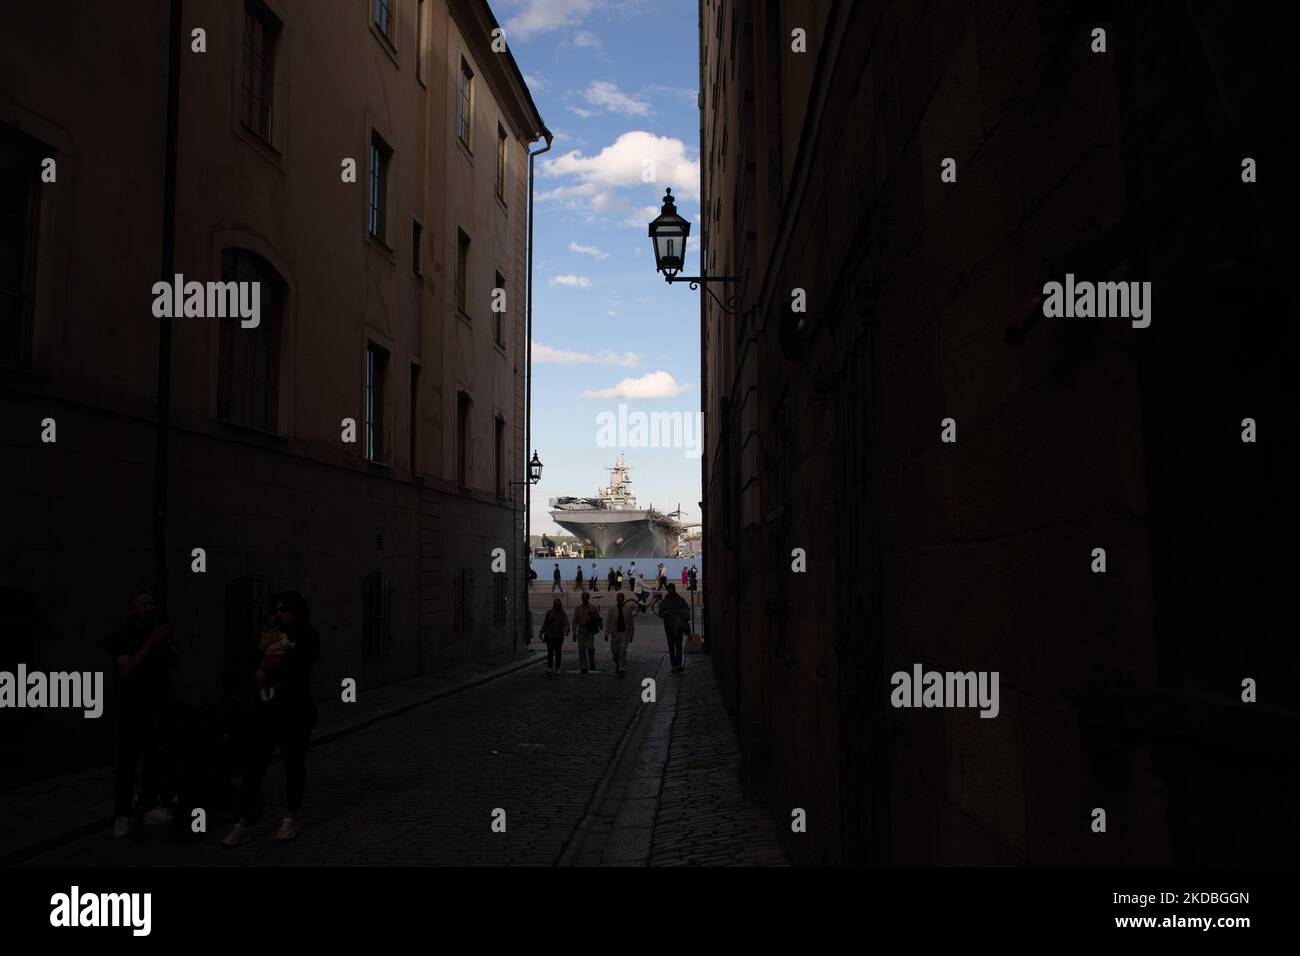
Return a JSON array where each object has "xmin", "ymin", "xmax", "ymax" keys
[
  {"xmin": 457, "ymin": 57, "xmax": 475, "ymax": 150},
  {"xmin": 368, "ymin": 130, "xmax": 393, "ymax": 246},
  {"xmin": 492, "ymin": 270, "xmax": 506, "ymax": 348},
  {"xmin": 365, "ymin": 341, "xmax": 390, "ymax": 464},
  {"xmin": 215, "ymin": 248, "xmax": 283, "ymax": 434},
  {"xmin": 495, "ymin": 123, "xmax": 508, "ymax": 202},
  {"xmin": 456, "ymin": 227, "xmax": 471, "ymax": 318},
  {"xmin": 240, "ymin": 1, "xmax": 281, "ymax": 145}
]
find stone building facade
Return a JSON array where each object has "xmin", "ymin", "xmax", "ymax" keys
[
  {"xmin": 700, "ymin": 0, "xmax": 1294, "ymax": 864},
  {"xmin": 0, "ymin": 0, "xmax": 546, "ymax": 785}
]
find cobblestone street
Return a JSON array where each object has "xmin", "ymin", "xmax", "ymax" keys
[{"xmin": 21, "ymin": 637, "xmax": 787, "ymax": 867}]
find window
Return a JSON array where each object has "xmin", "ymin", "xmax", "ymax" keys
[
  {"xmin": 456, "ymin": 390, "xmax": 471, "ymax": 487},
  {"xmin": 366, "ymin": 342, "xmax": 389, "ymax": 463},
  {"xmin": 416, "ymin": 0, "xmax": 428, "ymax": 82},
  {"xmin": 493, "ymin": 571, "xmax": 508, "ymax": 626},
  {"xmin": 456, "ymin": 228, "xmax": 470, "ymax": 315},
  {"xmin": 241, "ymin": 1, "xmax": 280, "ymax": 143},
  {"xmin": 0, "ymin": 125, "xmax": 41, "ymax": 366},
  {"xmin": 493, "ymin": 271, "xmax": 506, "ymax": 347},
  {"xmin": 411, "ymin": 219, "xmax": 422, "ymax": 274},
  {"xmin": 409, "ymin": 363, "xmax": 420, "ymax": 473},
  {"xmin": 362, "ymin": 571, "xmax": 395, "ymax": 661},
  {"xmin": 495, "ymin": 123, "xmax": 507, "ymax": 200},
  {"xmin": 494, "ymin": 414, "xmax": 505, "ymax": 497},
  {"xmin": 217, "ymin": 249, "xmax": 283, "ymax": 431},
  {"xmin": 368, "ymin": 132, "xmax": 392, "ymax": 243},
  {"xmin": 372, "ymin": 0, "xmax": 395, "ymax": 46},
  {"xmin": 458, "ymin": 58, "xmax": 474, "ymax": 147}
]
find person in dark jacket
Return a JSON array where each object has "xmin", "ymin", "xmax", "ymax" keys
[
  {"xmin": 657, "ymin": 583, "xmax": 691, "ymax": 674},
  {"xmin": 606, "ymin": 567, "xmax": 617, "ymax": 592},
  {"xmin": 104, "ymin": 588, "xmax": 180, "ymax": 838},
  {"xmin": 552, "ymin": 563, "xmax": 564, "ymax": 592},
  {"xmin": 541, "ymin": 598, "xmax": 569, "ymax": 674},
  {"xmin": 223, "ymin": 590, "xmax": 321, "ymax": 847}
]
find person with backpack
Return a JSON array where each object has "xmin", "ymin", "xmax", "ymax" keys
[
  {"xmin": 572, "ymin": 592, "xmax": 601, "ymax": 673},
  {"xmin": 606, "ymin": 592, "xmax": 635, "ymax": 677},
  {"xmin": 657, "ymin": 583, "xmax": 691, "ymax": 674}
]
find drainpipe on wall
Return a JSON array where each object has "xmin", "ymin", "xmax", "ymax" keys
[
  {"xmin": 698, "ymin": 0, "xmax": 709, "ymax": 658},
  {"xmin": 152, "ymin": 0, "xmax": 183, "ymax": 612},
  {"xmin": 524, "ymin": 131, "xmax": 553, "ymax": 648}
]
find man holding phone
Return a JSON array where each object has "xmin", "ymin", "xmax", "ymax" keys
[{"xmin": 104, "ymin": 588, "xmax": 180, "ymax": 838}]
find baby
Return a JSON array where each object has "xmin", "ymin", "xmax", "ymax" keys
[{"xmin": 254, "ymin": 618, "xmax": 295, "ymax": 702}]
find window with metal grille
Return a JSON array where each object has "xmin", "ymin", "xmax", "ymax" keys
[
  {"xmin": 493, "ymin": 572, "xmax": 508, "ymax": 626},
  {"xmin": 0, "ymin": 124, "xmax": 41, "ymax": 367},
  {"xmin": 217, "ymin": 249, "xmax": 283, "ymax": 431},
  {"xmin": 362, "ymin": 571, "xmax": 395, "ymax": 660},
  {"xmin": 454, "ymin": 568, "xmax": 473, "ymax": 639},
  {"xmin": 223, "ymin": 574, "xmax": 273, "ymax": 695},
  {"xmin": 368, "ymin": 131, "xmax": 392, "ymax": 243},
  {"xmin": 241, "ymin": 1, "xmax": 279, "ymax": 143},
  {"xmin": 458, "ymin": 58, "xmax": 474, "ymax": 147}
]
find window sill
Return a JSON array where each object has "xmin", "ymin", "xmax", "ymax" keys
[
  {"xmin": 493, "ymin": 341, "xmax": 507, "ymax": 357},
  {"xmin": 370, "ymin": 24, "xmax": 400, "ymax": 66},
  {"xmin": 365, "ymin": 232, "xmax": 396, "ymax": 263},
  {"xmin": 366, "ymin": 458, "xmax": 393, "ymax": 472},
  {"xmin": 495, "ymin": 193, "xmax": 508, "ymax": 215},
  {"xmin": 216, "ymin": 417, "xmax": 290, "ymax": 442},
  {"xmin": 457, "ymin": 310, "xmax": 472, "ymax": 326},
  {"xmin": 456, "ymin": 138, "xmax": 474, "ymax": 165},
  {"xmin": 234, "ymin": 122, "xmax": 285, "ymax": 172}
]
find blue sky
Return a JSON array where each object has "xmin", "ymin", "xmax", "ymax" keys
[{"xmin": 498, "ymin": 0, "xmax": 703, "ymax": 535}]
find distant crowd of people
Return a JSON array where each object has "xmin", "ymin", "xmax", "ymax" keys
[{"xmin": 547, "ymin": 560, "xmax": 698, "ymax": 594}]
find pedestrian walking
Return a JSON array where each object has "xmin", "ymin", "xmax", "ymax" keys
[
  {"xmin": 657, "ymin": 562, "xmax": 667, "ymax": 590},
  {"xmin": 575, "ymin": 565, "xmax": 584, "ymax": 590},
  {"xmin": 224, "ymin": 590, "xmax": 321, "ymax": 847},
  {"xmin": 681, "ymin": 566, "xmax": 688, "ymax": 587},
  {"xmin": 657, "ymin": 583, "xmax": 691, "ymax": 674},
  {"xmin": 688, "ymin": 565, "xmax": 698, "ymax": 592},
  {"xmin": 572, "ymin": 592, "xmax": 601, "ymax": 673},
  {"xmin": 551, "ymin": 563, "xmax": 564, "ymax": 592},
  {"xmin": 606, "ymin": 567, "xmax": 616, "ymax": 592},
  {"xmin": 540, "ymin": 598, "xmax": 569, "ymax": 675},
  {"xmin": 606, "ymin": 592, "xmax": 635, "ymax": 677},
  {"xmin": 105, "ymin": 588, "xmax": 180, "ymax": 838},
  {"xmin": 591, "ymin": 562, "xmax": 599, "ymax": 591},
  {"xmin": 616, "ymin": 566, "xmax": 624, "ymax": 591}
]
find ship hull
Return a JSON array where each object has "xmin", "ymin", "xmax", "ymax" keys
[{"xmin": 551, "ymin": 513, "xmax": 679, "ymax": 558}]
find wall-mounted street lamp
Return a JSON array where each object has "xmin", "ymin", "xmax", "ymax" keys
[
  {"xmin": 648, "ymin": 188, "xmax": 746, "ymax": 316},
  {"xmin": 511, "ymin": 450, "xmax": 543, "ymax": 492}
]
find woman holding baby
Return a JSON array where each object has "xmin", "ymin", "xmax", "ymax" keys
[{"xmin": 223, "ymin": 590, "xmax": 321, "ymax": 847}]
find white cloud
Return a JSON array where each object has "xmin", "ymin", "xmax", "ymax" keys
[
  {"xmin": 569, "ymin": 241, "xmax": 609, "ymax": 259},
  {"xmin": 607, "ymin": 310, "xmax": 620, "ymax": 316},
  {"xmin": 584, "ymin": 80, "xmax": 650, "ymax": 116},
  {"xmin": 523, "ymin": 73, "xmax": 549, "ymax": 92},
  {"xmin": 549, "ymin": 274, "xmax": 592, "ymax": 288},
  {"xmin": 580, "ymin": 370, "xmax": 692, "ymax": 400},
  {"xmin": 534, "ymin": 343, "xmax": 640, "ymax": 367},
  {"xmin": 572, "ymin": 30, "xmax": 601, "ymax": 48},
  {"xmin": 542, "ymin": 131, "xmax": 701, "ymax": 220},
  {"xmin": 567, "ymin": 105, "xmax": 596, "ymax": 119},
  {"xmin": 503, "ymin": 0, "xmax": 601, "ymax": 40}
]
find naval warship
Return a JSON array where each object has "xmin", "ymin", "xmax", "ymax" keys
[{"xmin": 548, "ymin": 455, "xmax": 688, "ymax": 558}]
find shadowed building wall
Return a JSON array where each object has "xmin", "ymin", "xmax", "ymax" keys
[
  {"xmin": 700, "ymin": 0, "xmax": 1295, "ymax": 864},
  {"xmin": 0, "ymin": 0, "xmax": 545, "ymax": 785}
]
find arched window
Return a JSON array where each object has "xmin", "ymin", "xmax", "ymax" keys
[{"xmin": 217, "ymin": 248, "xmax": 284, "ymax": 432}]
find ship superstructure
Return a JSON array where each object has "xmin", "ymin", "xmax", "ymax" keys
[{"xmin": 547, "ymin": 455, "xmax": 687, "ymax": 557}]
